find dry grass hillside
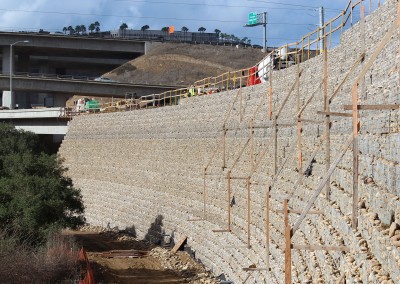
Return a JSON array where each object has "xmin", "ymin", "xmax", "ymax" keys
[{"xmin": 105, "ymin": 42, "xmax": 266, "ymax": 86}]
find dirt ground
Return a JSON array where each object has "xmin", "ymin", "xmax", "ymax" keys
[
  {"xmin": 67, "ymin": 228, "xmax": 219, "ymax": 284},
  {"xmin": 106, "ymin": 42, "xmax": 266, "ymax": 86}
]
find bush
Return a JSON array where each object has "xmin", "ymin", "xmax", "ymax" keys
[
  {"xmin": 0, "ymin": 123, "xmax": 85, "ymax": 245},
  {"xmin": 0, "ymin": 230, "xmax": 80, "ymax": 283}
]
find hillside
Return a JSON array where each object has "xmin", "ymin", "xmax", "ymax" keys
[{"xmin": 105, "ymin": 42, "xmax": 266, "ymax": 86}]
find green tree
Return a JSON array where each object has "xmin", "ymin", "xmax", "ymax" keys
[
  {"xmin": 67, "ymin": 26, "xmax": 74, "ymax": 35},
  {"xmin": 214, "ymin": 28, "xmax": 221, "ymax": 37},
  {"xmin": 181, "ymin": 26, "xmax": 188, "ymax": 41},
  {"xmin": 0, "ymin": 124, "xmax": 84, "ymax": 245},
  {"xmin": 88, "ymin": 23, "xmax": 95, "ymax": 34},
  {"xmin": 120, "ymin": 22, "xmax": 128, "ymax": 37},
  {"xmin": 141, "ymin": 25, "xmax": 150, "ymax": 38},
  {"xmin": 75, "ymin": 25, "xmax": 82, "ymax": 34},
  {"xmin": 198, "ymin": 27, "xmax": 206, "ymax": 42},
  {"xmin": 80, "ymin": 24, "xmax": 87, "ymax": 34},
  {"xmin": 62, "ymin": 27, "xmax": 67, "ymax": 34},
  {"xmin": 120, "ymin": 23, "xmax": 128, "ymax": 30},
  {"xmin": 161, "ymin": 26, "xmax": 169, "ymax": 39},
  {"xmin": 94, "ymin": 21, "xmax": 100, "ymax": 32}
]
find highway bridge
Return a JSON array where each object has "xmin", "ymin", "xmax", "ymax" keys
[
  {"xmin": 0, "ymin": 73, "xmax": 180, "ymax": 98},
  {"xmin": 0, "ymin": 32, "xmax": 172, "ymax": 143},
  {"xmin": 0, "ymin": 31, "xmax": 163, "ymax": 109}
]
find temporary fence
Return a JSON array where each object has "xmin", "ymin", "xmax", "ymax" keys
[{"xmin": 78, "ymin": 248, "xmax": 95, "ymax": 284}]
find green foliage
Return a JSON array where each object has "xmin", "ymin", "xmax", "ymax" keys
[{"xmin": 0, "ymin": 124, "xmax": 84, "ymax": 245}]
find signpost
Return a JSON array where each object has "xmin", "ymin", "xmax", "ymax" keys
[{"xmin": 245, "ymin": 12, "xmax": 268, "ymax": 52}]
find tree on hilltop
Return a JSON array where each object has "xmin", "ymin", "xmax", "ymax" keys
[
  {"xmin": 120, "ymin": 23, "xmax": 128, "ymax": 30},
  {"xmin": 141, "ymin": 25, "xmax": 149, "ymax": 38},
  {"xmin": 198, "ymin": 27, "xmax": 206, "ymax": 42},
  {"xmin": 88, "ymin": 23, "xmax": 95, "ymax": 34},
  {"xmin": 94, "ymin": 21, "xmax": 101, "ymax": 33},
  {"xmin": 120, "ymin": 23, "xmax": 128, "ymax": 37},
  {"xmin": 75, "ymin": 25, "xmax": 82, "ymax": 34},
  {"xmin": 0, "ymin": 124, "xmax": 84, "ymax": 245},
  {"xmin": 181, "ymin": 26, "xmax": 188, "ymax": 41},
  {"xmin": 67, "ymin": 26, "xmax": 74, "ymax": 35},
  {"xmin": 161, "ymin": 26, "xmax": 169, "ymax": 39},
  {"xmin": 80, "ymin": 24, "xmax": 87, "ymax": 34}
]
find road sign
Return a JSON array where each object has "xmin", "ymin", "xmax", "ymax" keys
[{"xmin": 248, "ymin": 12, "xmax": 258, "ymax": 25}]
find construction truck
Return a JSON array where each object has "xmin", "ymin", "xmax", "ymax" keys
[{"xmin": 76, "ymin": 97, "xmax": 99, "ymax": 112}]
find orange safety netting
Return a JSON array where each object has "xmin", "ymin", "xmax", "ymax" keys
[{"xmin": 78, "ymin": 248, "xmax": 95, "ymax": 284}]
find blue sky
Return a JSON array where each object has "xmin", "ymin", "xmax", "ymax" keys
[{"xmin": 0, "ymin": 0, "xmax": 378, "ymax": 46}]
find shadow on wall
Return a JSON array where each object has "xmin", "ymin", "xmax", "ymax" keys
[
  {"xmin": 123, "ymin": 224, "xmax": 137, "ymax": 238},
  {"xmin": 144, "ymin": 215, "xmax": 164, "ymax": 245}
]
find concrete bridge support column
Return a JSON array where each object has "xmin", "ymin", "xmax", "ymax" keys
[
  {"xmin": 1, "ymin": 48, "xmax": 30, "ymax": 108},
  {"xmin": 2, "ymin": 46, "xmax": 11, "ymax": 75},
  {"xmin": 17, "ymin": 53, "xmax": 30, "ymax": 73},
  {"xmin": 2, "ymin": 47, "xmax": 12, "ymax": 107}
]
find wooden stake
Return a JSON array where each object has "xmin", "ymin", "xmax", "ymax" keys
[
  {"xmin": 228, "ymin": 170, "xmax": 231, "ymax": 231},
  {"xmin": 343, "ymin": 104, "xmax": 400, "ymax": 110},
  {"xmin": 398, "ymin": 0, "xmax": 400, "ymax": 28},
  {"xmin": 273, "ymin": 116, "xmax": 278, "ymax": 175},
  {"xmin": 352, "ymin": 84, "xmax": 359, "ymax": 229},
  {"xmin": 250, "ymin": 122, "xmax": 254, "ymax": 173},
  {"xmin": 266, "ymin": 186, "xmax": 270, "ymax": 270},
  {"xmin": 269, "ymin": 64, "xmax": 273, "ymax": 119},
  {"xmin": 240, "ymin": 77, "xmax": 243, "ymax": 122},
  {"xmin": 292, "ymin": 133, "xmax": 354, "ymax": 235},
  {"xmin": 323, "ymin": 26, "xmax": 331, "ymax": 201},
  {"xmin": 292, "ymin": 244, "xmax": 349, "ymax": 251},
  {"xmin": 247, "ymin": 176, "xmax": 251, "ymax": 248},
  {"xmin": 222, "ymin": 127, "xmax": 227, "ymax": 169},
  {"xmin": 297, "ymin": 54, "xmax": 302, "ymax": 178},
  {"xmin": 351, "ymin": 3, "xmax": 364, "ymax": 230},
  {"xmin": 284, "ymin": 199, "xmax": 292, "ymax": 284},
  {"xmin": 203, "ymin": 168, "xmax": 207, "ymax": 220}
]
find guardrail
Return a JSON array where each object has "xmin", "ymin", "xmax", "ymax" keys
[{"xmin": 12, "ymin": 72, "xmax": 99, "ymax": 82}]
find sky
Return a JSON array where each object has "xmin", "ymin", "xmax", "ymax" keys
[{"xmin": 0, "ymin": 0, "xmax": 379, "ymax": 47}]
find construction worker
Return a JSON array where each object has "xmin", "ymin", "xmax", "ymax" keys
[{"xmin": 189, "ymin": 85, "xmax": 196, "ymax": 97}]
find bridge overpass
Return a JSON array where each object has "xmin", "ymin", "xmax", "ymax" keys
[
  {"xmin": 0, "ymin": 31, "xmax": 161, "ymax": 109},
  {"xmin": 0, "ymin": 73, "xmax": 181, "ymax": 107},
  {"xmin": 0, "ymin": 31, "xmax": 146, "ymax": 64}
]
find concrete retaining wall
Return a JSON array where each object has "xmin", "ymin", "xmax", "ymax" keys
[{"xmin": 59, "ymin": 1, "xmax": 400, "ymax": 283}]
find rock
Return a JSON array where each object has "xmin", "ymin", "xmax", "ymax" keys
[
  {"xmin": 364, "ymin": 177, "xmax": 374, "ymax": 184},
  {"xmin": 389, "ymin": 222, "xmax": 399, "ymax": 238}
]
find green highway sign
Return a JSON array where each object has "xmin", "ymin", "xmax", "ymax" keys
[{"xmin": 248, "ymin": 12, "xmax": 257, "ymax": 25}]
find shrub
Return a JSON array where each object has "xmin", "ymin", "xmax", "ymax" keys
[
  {"xmin": 0, "ymin": 123, "xmax": 85, "ymax": 245},
  {"xmin": 0, "ymin": 230, "xmax": 80, "ymax": 283}
]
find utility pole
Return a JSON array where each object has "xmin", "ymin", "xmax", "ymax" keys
[
  {"xmin": 319, "ymin": 7, "xmax": 325, "ymax": 53},
  {"xmin": 244, "ymin": 11, "xmax": 268, "ymax": 52},
  {"xmin": 262, "ymin": 12, "xmax": 267, "ymax": 52}
]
